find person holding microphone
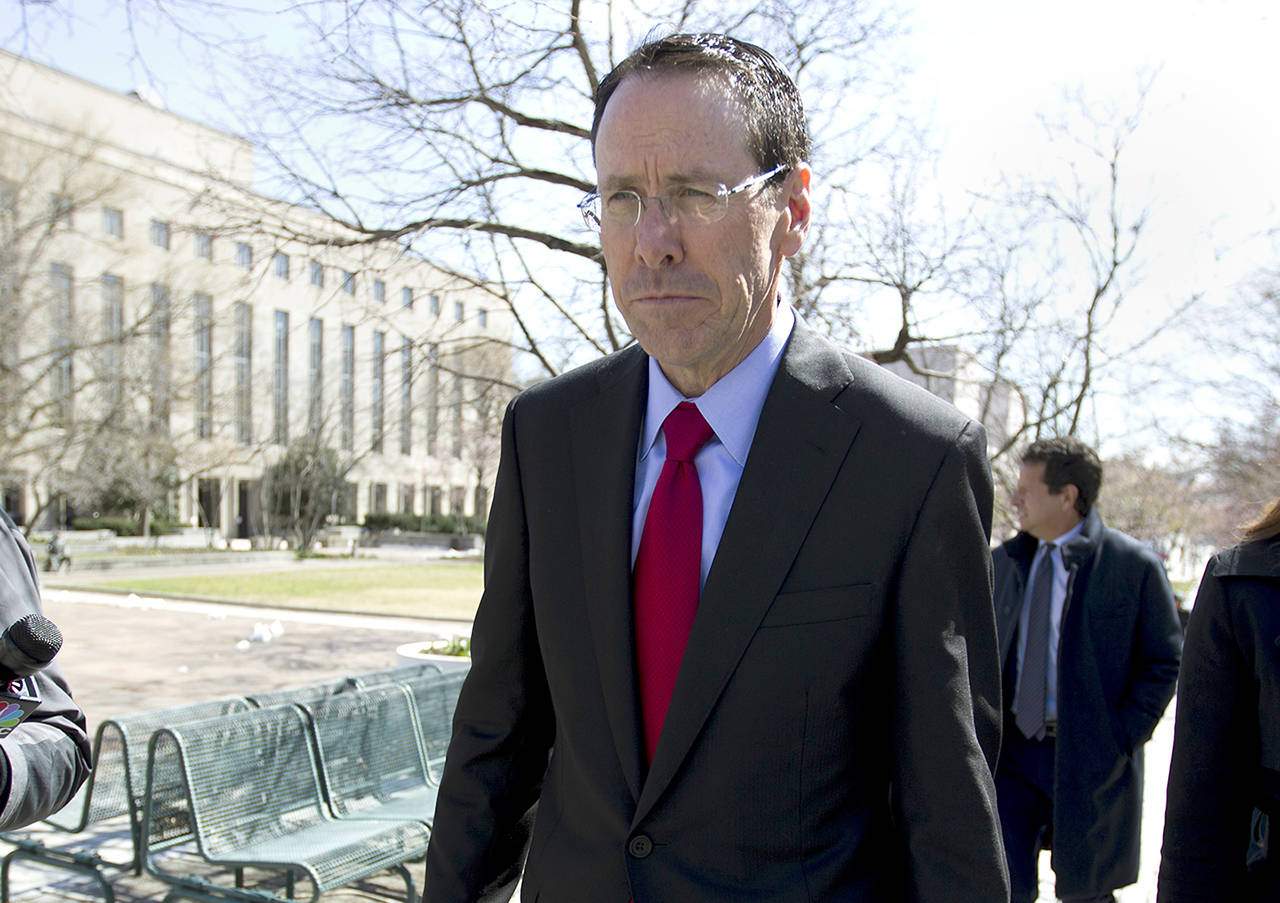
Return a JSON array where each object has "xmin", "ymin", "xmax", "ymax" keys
[{"xmin": 0, "ymin": 508, "xmax": 90, "ymax": 830}]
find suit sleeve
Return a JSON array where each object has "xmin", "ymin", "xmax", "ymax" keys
[
  {"xmin": 1116, "ymin": 551, "xmax": 1183, "ymax": 753},
  {"xmin": 890, "ymin": 421, "xmax": 1009, "ymax": 902},
  {"xmin": 423, "ymin": 397, "xmax": 555, "ymax": 903},
  {"xmin": 1157, "ymin": 560, "xmax": 1253, "ymax": 902},
  {"xmin": 0, "ymin": 511, "xmax": 91, "ymax": 831}
]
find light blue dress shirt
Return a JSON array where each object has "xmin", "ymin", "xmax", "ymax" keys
[
  {"xmin": 1013, "ymin": 518, "xmax": 1086, "ymax": 725},
  {"xmin": 631, "ymin": 304, "xmax": 795, "ymax": 590}
]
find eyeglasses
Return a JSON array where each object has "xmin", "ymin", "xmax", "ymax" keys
[{"xmin": 578, "ymin": 163, "xmax": 789, "ymax": 231}]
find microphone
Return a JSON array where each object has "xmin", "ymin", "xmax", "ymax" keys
[
  {"xmin": 0, "ymin": 615, "xmax": 63, "ymax": 739},
  {"xmin": 0, "ymin": 614, "xmax": 62, "ymax": 682}
]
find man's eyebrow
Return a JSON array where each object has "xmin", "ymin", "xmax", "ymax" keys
[{"xmin": 597, "ymin": 169, "xmax": 725, "ymax": 192}]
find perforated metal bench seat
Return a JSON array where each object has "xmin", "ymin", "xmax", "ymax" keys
[
  {"xmin": 200, "ymin": 817, "xmax": 427, "ymax": 892},
  {"xmin": 144, "ymin": 704, "xmax": 428, "ymax": 902},
  {"xmin": 0, "ymin": 696, "xmax": 252, "ymax": 902}
]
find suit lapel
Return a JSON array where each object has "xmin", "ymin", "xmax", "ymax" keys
[
  {"xmin": 634, "ymin": 324, "xmax": 862, "ymax": 823},
  {"xmin": 569, "ymin": 347, "xmax": 648, "ymax": 801}
]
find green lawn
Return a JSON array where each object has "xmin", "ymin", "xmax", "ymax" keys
[{"xmin": 84, "ymin": 561, "xmax": 485, "ymax": 620}]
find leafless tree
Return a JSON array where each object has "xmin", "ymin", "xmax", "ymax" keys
[
  {"xmin": 0, "ymin": 126, "xmax": 194, "ymax": 533},
  {"xmin": 148, "ymin": 0, "xmax": 907, "ymax": 378},
  {"xmin": 966, "ymin": 83, "xmax": 1203, "ymax": 466}
]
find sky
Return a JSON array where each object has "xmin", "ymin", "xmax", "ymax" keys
[
  {"xmin": 4, "ymin": 0, "xmax": 1277, "ymax": 451},
  {"xmin": 903, "ymin": 0, "xmax": 1279, "ymax": 294}
]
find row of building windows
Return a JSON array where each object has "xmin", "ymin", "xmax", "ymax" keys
[
  {"xmin": 68, "ymin": 201, "xmax": 482, "ymax": 322},
  {"xmin": 46, "ymin": 262, "xmax": 465, "ymax": 460}
]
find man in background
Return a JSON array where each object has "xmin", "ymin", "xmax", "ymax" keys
[{"xmin": 994, "ymin": 437, "xmax": 1182, "ymax": 902}]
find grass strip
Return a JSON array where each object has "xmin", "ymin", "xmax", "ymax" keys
[{"xmin": 82, "ymin": 561, "xmax": 484, "ymax": 620}]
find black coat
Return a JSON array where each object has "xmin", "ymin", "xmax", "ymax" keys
[
  {"xmin": 994, "ymin": 509, "xmax": 1183, "ymax": 897},
  {"xmin": 1158, "ymin": 536, "xmax": 1280, "ymax": 902}
]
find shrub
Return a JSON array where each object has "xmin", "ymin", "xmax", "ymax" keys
[
  {"xmin": 362, "ymin": 511, "xmax": 486, "ymax": 536},
  {"xmin": 71, "ymin": 516, "xmax": 181, "ymax": 536}
]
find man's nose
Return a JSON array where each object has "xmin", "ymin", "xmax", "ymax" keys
[{"xmin": 633, "ymin": 200, "xmax": 684, "ymax": 268}]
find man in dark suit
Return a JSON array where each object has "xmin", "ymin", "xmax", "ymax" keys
[
  {"xmin": 423, "ymin": 33, "xmax": 1008, "ymax": 902},
  {"xmin": 993, "ymin": 438, "xmax": 1182, "ymax": 902}
]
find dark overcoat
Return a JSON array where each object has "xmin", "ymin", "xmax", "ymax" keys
[
  {"xmin": 1158, "ymin": 536, "xmax": 1280, "ymax": 902},
  {"xmin": 994, "ymin": 509, "xmax": 1182, "ymax": 898}
]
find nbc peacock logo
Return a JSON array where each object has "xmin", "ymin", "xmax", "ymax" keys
[{"xmin": 0, "ymin": 702, "xmax": 25, "ymax": 736}]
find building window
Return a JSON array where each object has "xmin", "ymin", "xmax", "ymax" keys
[
  {"xmin": 49, "ymin": 263, "xmax": 74, "ymax": 426},
  {"xmin": 150, "ymin": 283, "xmax": 171, "ymax": 434},
  {"xmin": 310, "ymin": 260, "xmax": 324, "ymax": 287},
  {"xmin": 273, "ymin": 251, "xmax": 290, "ymax": 280},
  {"xmin": 197, "ymin": 478, "xmax": 221, "ymax": 528},
  {"xmin": 451, "ymin": 378, "xmax": 463, "ymax": 458},
  {"xmin": 273, "ymin": 310, "xmax": 289, "ymax": 445},
  {"xmin": 478, "ymin": 308, "xmax": 488, "ymax": 328},
  {"xmin": 370, "ymin": 482, "xmax": 388, "ymax": 515},
  {"xmin": 100, "ymin": 274, "xmax": 124, "ymax": 409},
  {"xmin": 195, "ymin": 293, "xmax": 213, "ymax": 439},
  {"xmin": 195, "ymin": 232, "xmax": 213, "ymax": 260},
  {"xmin": 150, "ymin": 219, "xmax": 170, "ymax": 250},
  {"xmin": 50, "ymin": 194, "xmax": 73, "ymax": 229},
  {"xmin": 450, "ymin": 486, "xmax": 466, "ymax": 516},
  {"xmin": 236, "ymin": 242, "xmax": 252, "ymax": 270},
  {"xmin": 429, "ymin": 293, "xmax": 440, "ymax": 317},
  {"xmin": 341, "ymin": 271, "xmax": 355, "ymax": 295},
  {"xmin": 474, "ymin": 484, "xmax": 489, "ymax": 520},
  {"xmin": 400, "ymin": 338, "xmax": 412, "ymax": 455},
  {"xmin": 340, "ymin": 325, "xmax": 355, "ymax": 451},
  {"xmin": 308, "ymin": 317, "xmax": 323, "ymax": 434},
  {"xmin": 400, "ymin": 484, "xmax": 416, "ymax": 516},
  {"xmin": 426, "ymin": 343, "xmax": 439, "ymax": 457},
  {"xmin": 371, "ymin": 330, "xmax": 385, "ymax": 453},
  {"xmin": 401, "ymin": 287, "xmax": 413, "ymax": 310},
  {"xmin": 234, "ymin": 302, "xmax": 253, "ymax": 445},
  {"xmin": 454, "ymin": 299, "xmax": 465, "ymax": 323},
  {"xmin": 427, "ymin": 485, "xmax": 442, "ymax": 516},
  {"xmin": 373, "ymin": 279, "xmax": 386, "ymax": 304},
  {"xmin": 102, "ymin": 207, "xmax": 123, "ymax": 238}
]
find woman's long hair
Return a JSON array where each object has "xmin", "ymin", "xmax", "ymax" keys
[{"xmin": 1240, "ymin": 496, "xmax": 1280, "ymax": 542}]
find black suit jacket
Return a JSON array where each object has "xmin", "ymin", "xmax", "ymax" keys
[{"xmin": 423, "ymin": 320, "xmax": 1008, "ymax": 902}]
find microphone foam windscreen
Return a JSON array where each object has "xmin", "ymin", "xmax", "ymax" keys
[{"xmin": 10, "ymin": 614, "xmax": 63, "ymax": 664}]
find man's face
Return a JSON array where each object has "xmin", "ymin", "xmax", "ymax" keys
[
  {"xmin": 593, "ymin": 71, "xmax": 810, "ymax": 397},
  {"xmin": 1011, "ymin": 461, "xmax": 1080, "ymax": 541}
]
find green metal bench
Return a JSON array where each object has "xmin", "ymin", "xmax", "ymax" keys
[
  {"xmin": 348, "ymin": 662, "xmax": 441, "ymax": 690},
  {"xmin": 142, "ymin": 704, "xmax": 429, "ymax": 902},
  {"xmin": 244, "ymin": 663, "xmax": 440, "ymax": 709},
  {"xmin": 0, "ymin": 696, "xmax": 252, "ymax": 902},
  {"xmin": 299, "ymin": 684, "xmax": 438, "ymax": 829},
  {"xmin": 400, "ymin": 668, "xmax": 469, "ymax": 780}
]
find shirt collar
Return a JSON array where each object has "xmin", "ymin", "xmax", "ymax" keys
[
  {"xmin": 641, "ymin": 303, "xmax": 795, "ymax": 466},
  {"xmin": 1041, "ymin": 519, "xmax": 1085, "ymax": 553}
]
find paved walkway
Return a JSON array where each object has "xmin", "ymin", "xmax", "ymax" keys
[{"xmin": 3, "ymin": 583, "xmax": 1177, "ymax": 901}]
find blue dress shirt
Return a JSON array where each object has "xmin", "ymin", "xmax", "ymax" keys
[{"xmin": 631, "ymin": 304, "xmax": 794, "ymax": 590}]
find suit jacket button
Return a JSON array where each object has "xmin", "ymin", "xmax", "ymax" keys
[{"xmin": 628, "ymin": 834, "xmax": 653, "ymax": 858}]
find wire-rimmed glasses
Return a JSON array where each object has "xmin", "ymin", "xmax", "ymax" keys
[{"xmin": 578, "ymin": 163, "xmax": 789, "ymax": 232}]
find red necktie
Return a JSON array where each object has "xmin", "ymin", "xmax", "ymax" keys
[{"xmin": 634, "ymin": 402, "xmax": 714, "ymax": 764}]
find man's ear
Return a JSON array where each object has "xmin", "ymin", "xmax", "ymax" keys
[
  {"xmin": 778, "ymin": 164, "xmax": 812, "ymax": 258},
  {"xmin": 1060, "ymin": 483, "xmax": 1080, "ymax": 514}
]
